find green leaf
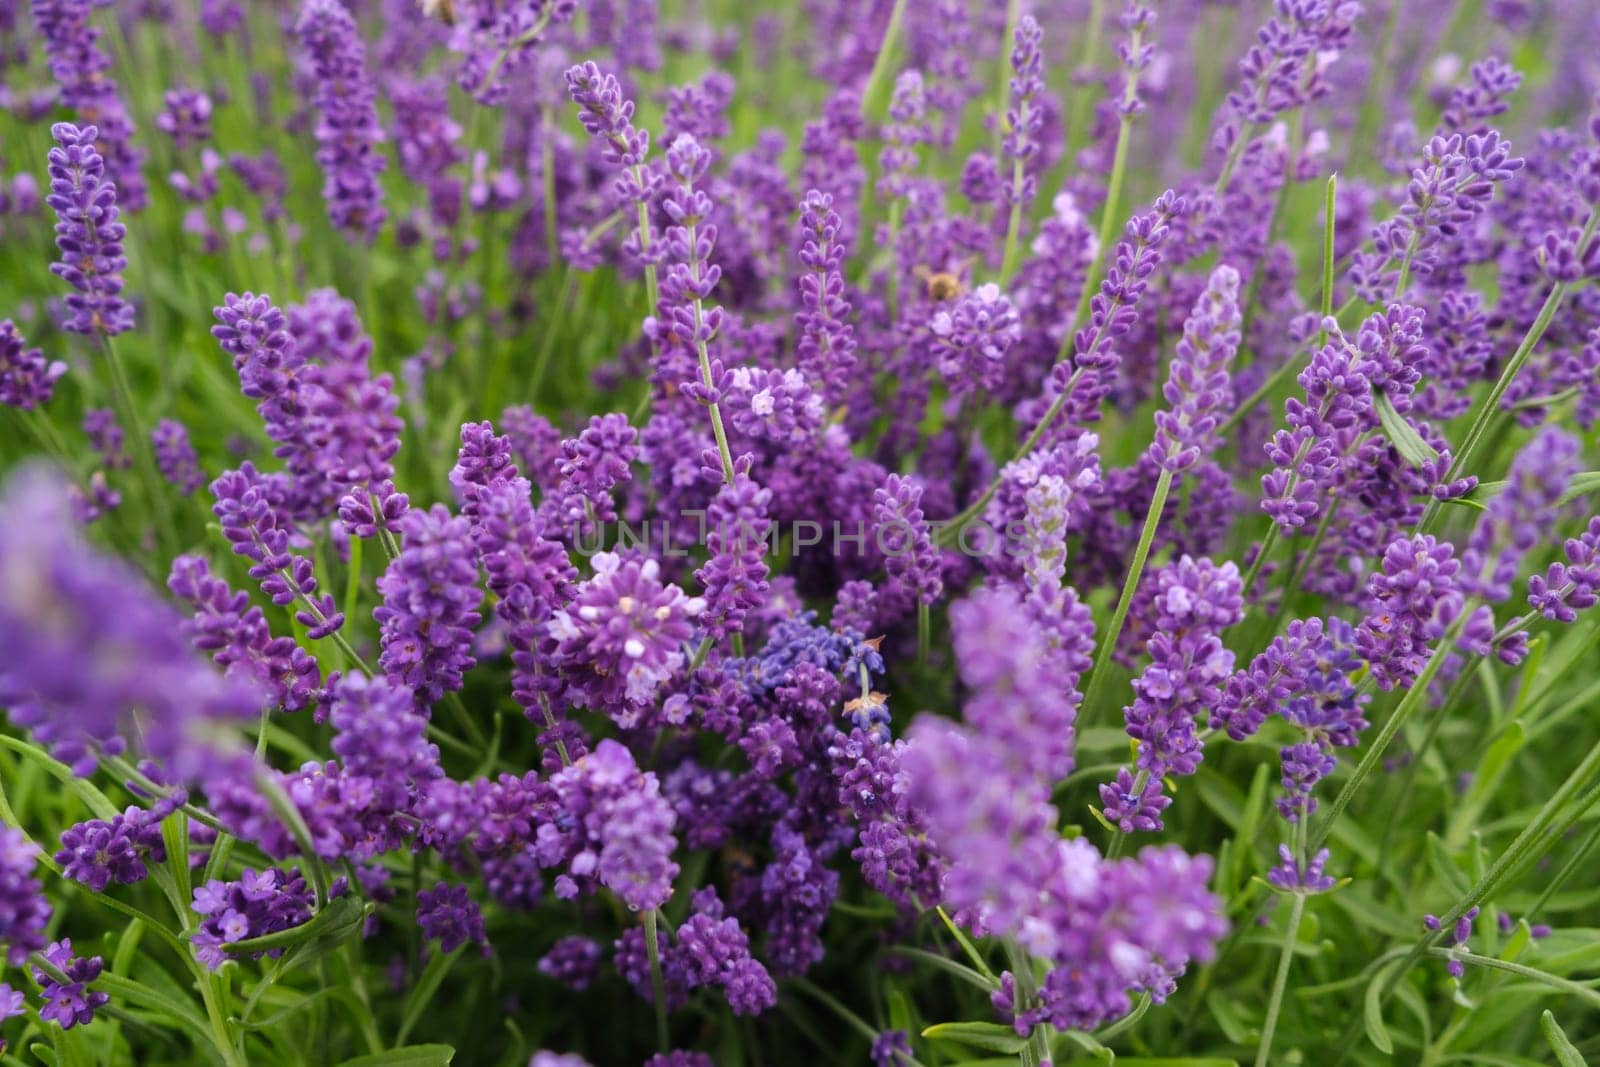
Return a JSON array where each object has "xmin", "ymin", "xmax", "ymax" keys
[
  {"xmin": 220, "ymin": 894, "xmax": 370, "ymax": 956},
  {"xmin": 1558, "ymin": 471, "xmax": 1600, "ymax": 508},
  {"xmin": 1375, "ymin": 391, "xmax": 1439, "ymax": 467},
  {"xmin": 1541, "ymin": 1010, "xmax": 1585, "ymax": 1067},
  {"xmin": 888, "ymin": 947, "xmax": 999, "ymax": 991},
  {"xmin": 94, "ymin": 972, "xmax": 214, "ymax": 1041},
  {"xmin": 1365, "ymin": 959, "xmax": 1398, "ymax": 1054},
  {"xmin": 1206, "ymin": 991, "xmax": 1250, "ymax": 1045},
  {"xmin": 0, "ymin": 735, "xmax": 119, "ymax": 819},
  {"xmin": 1111, "ymin": 1060, "xmax": 1240, "ymax": 1066},
  {"xmin": 397, "ymin": 945, "xmax": 465, "ymax": 1045},
  {"xmin": 337, "ymin": 1045, "xmax": 455, "ymax": 1067},
  {"xmin": 921, "ymin": 1021, "xmax": 1028, "ymax": 1055}
]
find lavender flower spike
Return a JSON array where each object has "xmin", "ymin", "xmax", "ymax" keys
[
  {"xmin": 1150, "ymin": 264, "xmax": 1242, "ymax": 473},
  {"xmin": 45, "ymin": 123, "xmax": 133, "ymax": 336},
  {"xmin": 296, "ymin": 0, "xmax": 387, "ymax": 243}
]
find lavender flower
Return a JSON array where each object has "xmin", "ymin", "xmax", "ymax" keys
[
  {"xmin": 697, "ymin": 459, "xmax": 772, "ymax": 640},
  {"xmin": 1268, "ymin": 845, "xmax": 1336, "ymax": 892},
  {"xmin": 1462, "ymin": 428, "xmax": 1580, "ymax": 601},
  {"xmin": 296, "ymin": 0, "xmax": 387, "ymax": 242},
  {"xmin": 152, "ymin": 418, "xmax": 205, "ymax": 495},
  {"xmin": 1, "ymin": 827, "xmax": 50, "ymax": 966},
  {"xmin": 1150, "ymin": 265, "xmax": 1241, "ymax": 473},
  {"xmin": 81, "ymin": 407, "xmax": 127, "ymax": 469},
  {"xmin": 544, "ymin": 739, "xmax": 680, "ymax": 912},
  {"xmin": 548, "ymin": 552, "xmax": 703, "ymax": 724},
  {"xmin": 45, "ymin": 123, "xmax": 133, "ymax": 335},
  {"xmin": 1121, "ymin": 556, "xmax": 1244, "ymax": 785},
  {"xmin": 33, "ymin": 940, "xmax": 108, "ymax": 1029},
  {"xmin": 375, "ymin": 504, "xmax": 483, "ymax": 708},
  {"xmin": 156, "ymin": 88, "xmax": 213, "ymax": 148},
  {"xmin": 673, "ymin": 889, "xmax": 776, "ymax": 1015},
  {"xmin": 1000, "ymin": 15, "xmax": 1045, "ymax": 212},
  {"xmin": 1358, "ymin": 534, "xmax": 1469, "ymax": 690},
  {"xmin": 930, "ymin": 283, "xmax": 1021, "ymax": 395},
  {"xmin": 168, "ymin": 555, "xmax": 323, "ymax": 713},
  {"xmin": 31, "ymin": 0, "xmax": 146, "ymax": 209},
  {"xmin": 1527, "ymin": 517, "xmax": 1600, "ymax": 624},
  {"xmin": 0, "ymin": 319, "xmax": 66, "ymax": 410},
  {"xmin": 794, "ymin": 190, "xmax": 858, "ymax": 405},
  {"xmin": 191, "ymin": 868, "xmax": 315, "ymax": 969},
  {"xmin": 55, "ymin": 807, "xmax": 167, "ymax": 891},
  {"xmin": 417, "ymin": 883, "xmax": 487, "ymax": 954},
  {"xmin": 212, "ymin": 463, "xmax": 346, "ymax": 640},
  {"xmin": 872, "ymin": 474, "xmax": 942, "ymax": 609},
  {"xmin": 1, "ymin": 466, "xmax": 261, "ymax": 777},
  {"xmin": 538, "ymin": 936, "xmax": 602, "ymax": 990}
]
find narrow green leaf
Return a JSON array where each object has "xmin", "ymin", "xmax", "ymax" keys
[
  {"xmin": 1558, "ymin": 471, "xmax": 1600, "ymax": 508},
  {"xmin": 1365, "ymin": 959, "xmax": 1398, "ymax": 1054},
  {"xmin": 889, "ymin": 947, "xmax": 998, "ymax": 991},
  {"xmin": 1541, "ymin": 1010, "xmax": 1585, "ymax": 1067},
  {"xmin": 921, "ymin": 1021, "xmax": 1028, "ymax": 1055},
  {"xmin": 397, "ymin": 945, "xmax": 465, "ymax": 1045},
  {"xmin": 1375, "ymin": 391, "xmax": 1439, "ymax": 467},
  {"xmin": 0, "ymin": 735, "xmax": 119, "ymax": 819},
  {"xmin": 221, "ymin": 894, "xmax": 369, "ymax": 956},
  {"xmin": 337, "ymin": 1045, "xmax": 455, "ymax": 1067}
]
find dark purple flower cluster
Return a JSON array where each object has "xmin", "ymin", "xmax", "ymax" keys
[
  {"xmin": 375, "ymin": 504, "xmax": 483, "ymax": 708},
  {"xmin": 416, "ymin": 882, "xmax": 487, "ymax": 954},
  {"xmin": 55, "ymin": 805, "xmax": 170, "ymax": 891},
  {"xmin": 33, "ymin": 940, "xmax": 107, "ymax": 1029},
  {"xmin": 295, "ymin": 0, "xmax": 387, "ymax": 242},
  {"xmin": 1, "ymin": 827, "xmax": 50, "ymax": 966},
  {"xmin": 191, "ymin": 867, "xmax": 315, "ymax": 969},
  {"xmin": 543, "ymin": 740, "xmax": 679, "ymax": 912},
  {"xmin": 0, "ymin": 319, "xmax": 65, "ymax": 410},
  {"xmin": 152, "ymin": 418, "xmax": 205, "ymax": 496},
  {"xmin": 168, "ymin": 555, "xmax": 323, "ymax": 713}
]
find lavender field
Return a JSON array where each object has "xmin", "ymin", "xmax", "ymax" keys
[{"xmin": 2, "ymin": 0, "xmax": 1600, "ymax": 1064}]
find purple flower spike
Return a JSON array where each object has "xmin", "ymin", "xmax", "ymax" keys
[
  {"xmin": 33, "ymin": 940, "xmax": 108, "ymax": 1029},
  {"xmin": 0, "ymin": 320, "xmax": 67, "ymax": 411},
  {"xmin": 295, "ymin": 0, "xmax": 387, "ymax": 242},
  {"xmin": 1151, "ymin": 265, "xmax": 1242, "ymax": 473},
  {"xmin": 375, "ymin": 504, "xmax": 483, "ymax": 708},
  {"xmin": 45, "ymin": 123, "xmax": 134, "ymax": 336},
  {"xmin": 1, "ymin": 827, "xmax": 51, "ymax": 966},
  {"xmin": 416, "ymin": 883, "xmax": 487, "ymax": 954}
]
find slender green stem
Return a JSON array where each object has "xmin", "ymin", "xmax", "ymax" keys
[
  {"xmin": 1080, "ymin": 469, "xmax": 1173, "ymax": 723},
  {"xmin": 1526, "ymin": 814, "xmax": 1600, "ymax": 920},
  {"xmin": 1066, "ymin": 59, "xmax": 1143, "ymax": 337},
  {"xmin": 1062, "ymin": 0, "xmax": 1107, "ymax": 164},
  {"xmin": 917, "ymin": 601, "xmax": 931, "ymax": 665},
  {"xmin": 1308, "ymin": 617, "xmax": 1465, "ymax": 855},
  {"xmin": 1419, "ymin": 207, "xmax": 1599, "ymax": 533},
  {"xmin": 859, "ymin": 0, "xmax": 911, "ymax": 125},
  {"xmin": 1240, "ymin": 524, "xmax": 1279, "ymax": 599},
  {"xmin": 1318, "ymin": 174, "xmax": 1337, "ymax": 342},
  {"xmin": 1254, "ymin": 894, "xmax": 1305, "ymax": 1067},
  {"xmin": 643, "ymin": 909, "xmax": 670, "ymax": 1052},
  {"xmin": 101, "ymin": 334, "xmax": 178, "ymax": 553}
]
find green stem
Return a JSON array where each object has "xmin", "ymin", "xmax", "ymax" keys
[
  {"xmin": 1066, "ymin": 61, "xmax": 1142, "ymax": 338},
  {"xmin": 644, "ymin": 909, "xmax": 670, "ymax": 1052},
  {"xmin": 859, "ymin": 0, "xmax": 911, "ymax": 125},
  {"xmin": 1080, "ymin": 469, "xmax": 1173, "ymax": 723},
  {"xmin": 1419, "ymin": 206, "xmax": 1599, "ymax": 533},
  {"xmin": 1254, "ymin": 894, "xmax": 1306, "ymax": 1067},
  {"xmin": 1308, "ymin": 617, "xmax": 1466, "ymax": 855},
  {"xmin": 101, "ymin": 334, "xmax": 178, "ymax": 553}
]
